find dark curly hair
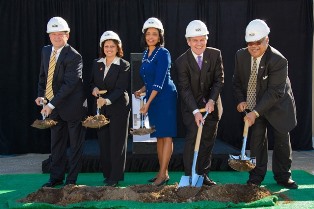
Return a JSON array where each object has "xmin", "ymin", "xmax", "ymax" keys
[
  {"xmin": 99, "ymin": 39, "xmax": 124, "ymax": 58},
  {"xmin": 140, "ymin": 28, "xmax": 164, "ymax": 49}
]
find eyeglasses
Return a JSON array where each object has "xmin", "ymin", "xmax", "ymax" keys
[{"xmin": 247, "ymin": 38, "xmax": 265, "ymax": 46}]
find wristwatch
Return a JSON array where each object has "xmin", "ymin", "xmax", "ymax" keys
[{"xmin": 252, "ymin": 110, "xmax": 260, "ymax": 118}]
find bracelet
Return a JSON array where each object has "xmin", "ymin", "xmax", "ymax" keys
[{"xmin": 252, "ymin": 110, "xmax": 260, "ymax": 118}]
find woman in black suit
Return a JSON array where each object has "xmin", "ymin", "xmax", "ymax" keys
[{"xmin": 90, "ymin": 31, "xmax": 130, "ymax": 187}]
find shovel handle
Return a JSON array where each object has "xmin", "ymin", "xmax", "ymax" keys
[
  {"xmin": 194, "ymin": 123, "xmax": 203, "ymax": 152},
  {"xmin": 98, "ymin": 90, "xmax": 107, "ymax": 95},
  {"xmin": 243, "ymin": 120, "xmax": 249, "ymax": 138},
  {"xmin": 241, "ymin": 120, "xmax": 250, "ymax": 159}
]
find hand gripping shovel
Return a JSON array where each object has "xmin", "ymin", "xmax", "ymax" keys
[
  {"xmin": 178, "ymin": 111, "xmax": 209, "ymax": 188},
  {"xmin": 228, "ymin": 120, "xmax": 256, "ymax": 171},
  {"xmin": 31, "ymin": 99, "xmax": 57, "ymax": 129},
  {"xmin": 130, "ymin": 94, "xmax": 155, "ymax": 135},
  {"xmin": 82, "ymin": 90, "xmax": 110, "ymax": 128}
]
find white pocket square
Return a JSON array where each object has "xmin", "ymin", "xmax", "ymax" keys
[{"xmin": 263, "ymin": 75, "xmax": 268, "ymax": 80}]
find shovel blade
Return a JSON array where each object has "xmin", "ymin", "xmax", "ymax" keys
[
  {"xmin": 228, "ymin": 154, "xmax": 256, "ymax": 171},
  {"xmin": 178, "ymin": 175, "xmax": 190, "ymax": 187},
  {"xmin": 178, "ymin": 174, "xmax": 204, "ymax": 187},
  {"xmin": 191, "ymin": 175, "xmax": 204, "ymax": 187}
]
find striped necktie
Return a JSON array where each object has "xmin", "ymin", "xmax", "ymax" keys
[
  {"xmin": 246, "ymin": 58, "xmax": 257, "ymax": 110},
  {"xmin": 45, "ymin": 50, "xmax": 57, "ymax": 101}
]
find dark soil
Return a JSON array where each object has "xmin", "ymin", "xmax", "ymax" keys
[{"xmin": 19, "ymin": 183, "xmax": 272, "ymax": 206}]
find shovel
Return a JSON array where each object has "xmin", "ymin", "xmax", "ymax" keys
[
  {"xmin": 228, "ymin": 119, "xmax": 256, "ymax": 171},
  {"xmin": 31, "ymin": 99, "xmax": 57, "ymax": 129},
  {"xmin": 178, "ymin": 111, "xmax": 209, "ymax": 188},
  {"xmin": 82, "ymin": 90, "xmax": 110, "ymax": 128},
  {"xmin": 130, "ymin": 94, "xmax": 155, "ymax": 135}
]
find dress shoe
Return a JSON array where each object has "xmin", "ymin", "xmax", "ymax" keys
[
  {"xmin": 203, "ymin": 175, "xmax": 216, "ymax": 186},
  {"xmin": 106, "ymin": 181, "xmax": 118, "ymax": 187},
  {"xmin": 152, "ymin": 176, "xmax": 170, "ymax": 186},
  {"xmin": 247, "ymin": 179, "xmax": 261, "ymax": 187},
  {"xmin": 42, "ymin": 180, "xmax": 63, "ymax": 187},
  {"xmin": 148, "ymin": 177, "xmax": 157, "ymax": 182},
  {"xmin": 277, "ymin": 179, "xmax": 298, "ymax": 189},
  {"xmin": 64, "ymin": 180, "xmax": 76, "ymax": 186}
]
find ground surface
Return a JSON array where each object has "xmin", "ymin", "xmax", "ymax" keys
[{"xmin": 20, "ymin": 183, "xmax": 272, "ymax": 206}]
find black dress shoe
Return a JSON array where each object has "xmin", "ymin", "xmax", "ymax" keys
[
  {"xmin": 277, "ymin": 179, "xmax": 298, "ymax": 189},
  {"xmin": 106, "ymin": 181, "xmax": 118, "ymax": 187},
  {"xmin": 203, "ymin": 175, "xmax": 216, "ymax": 186},
  {"xmin": 64, "ymin": 180, "xmax": 76, "ymax": 186},
  {"xmin": 148, "ymin": 177, "xmax": 157, "ymax": 182},
  {"xmin": 246, "ymin": 180, "xmax": 261, "ymax": 187},
  {"xmin": 42, "ymin": 180, "xmax": 63, "ymax": 187}
]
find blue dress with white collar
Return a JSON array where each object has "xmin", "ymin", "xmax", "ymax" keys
[{"xmin": 140, "ymin": 47, "xmax": 177, "ymax": 137}]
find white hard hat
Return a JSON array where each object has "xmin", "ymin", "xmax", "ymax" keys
[
  {"xmin": 46, "ymin": 17, "xmax": 70, "ymax": 33},
  {"xmin": 185, "ymin": 20, "xmax": 209, "ymax": 38},
  {"xmin": 245, "ymin": 19, "xmax": 270, "ymax": 42},
  {"xmin": 99, "ymin": 31, "xmax": 121, "ymax": 47},
  {"xmin": 142, "ymin": 17, "xmax": 164, "ymax": 33}
]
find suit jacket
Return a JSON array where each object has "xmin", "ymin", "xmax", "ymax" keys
[
  {"xmin": 89, "ymin": 58, "xmax": 130, "ymax": 117},
  {"xmin": 175, "ymin": 47, "xmax": 224, "ymax": 121},
  {"xmin": 37, "ymin": 44, "xmax": 87, "ymax": 121},
  {"xmin": 233, "ymin": 45, "xmax": 297, "ymax": 133}
]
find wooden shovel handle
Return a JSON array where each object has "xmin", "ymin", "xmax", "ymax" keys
[
  {"xmin": 99, "ymin": 90, "xmax": 107, "ymax": 95},
  {"xmin": 194, "ymin": 123, "xmax": 203, "ymax": 152},
  {"xmin": 243, "ymin": 120, "xmax": 249, "ymax": 138}
]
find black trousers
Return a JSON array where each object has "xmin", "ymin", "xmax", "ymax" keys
[
  {"xmin": 97, "ymin": 110, "xmax": 130, "ymax": 182},
  {"xmin": 182, "ymin": 112, "xmax": 218, "ymax": 176},
  {"xmin": 49, "ymin": 118, "xmax": 86, "ymax": 182},
  {"xmin": 248, "ymin": 116, "xmax": 292, "ymax": 183}
]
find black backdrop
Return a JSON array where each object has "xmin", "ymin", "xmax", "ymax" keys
[{"xmin": 0, "ymin": 0, "xmax": 312, "ymax": 154}]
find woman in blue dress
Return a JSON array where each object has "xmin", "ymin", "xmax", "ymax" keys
[{"xmin": 135, "ymin": 17, "xmax": 177, "ymax": 186}]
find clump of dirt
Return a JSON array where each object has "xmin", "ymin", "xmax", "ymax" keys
[
  {"xmin": 82, "ymin": 115, "xmax": 109, "ymax": 128},
  {"xmin": 31, "ymin": 119, "xmax": 57, "ymax": 129},
  {"xmin": 19, "ymin": 183, "xmax": 272, "ymax": 206},
  {"xmin": 228, "ymin": 159, "xmax": 256, "ymax": 171}
]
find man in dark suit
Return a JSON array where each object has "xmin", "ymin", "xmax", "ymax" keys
[
  {"xmin": 35, "ymin": 17, "xmax": 87, "ymax": 187},
  {"xmin": 232, "ymin": 19, "xmax": 298, "ymax": 189},
  {"xmin": 175, "ymin": 20, "xmax": 224, "ymax": 186}
]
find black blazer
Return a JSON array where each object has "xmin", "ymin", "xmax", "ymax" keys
[
  {"xmin": 89, "ymin": 58, "xmax": 130, "ymax": 117},
  {"xmin": 175, "ymin": 47, "xmax": 224, "ymax": 121},
  {"xmin": 37, "ymin": 44, "xmax": 87, "ymax": 121},
  {"xmin": 233, "ymin": 45, "xmax": 297, "ymax": 133}
]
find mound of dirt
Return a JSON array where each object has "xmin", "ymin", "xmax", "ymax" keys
[{"xmin": 19, "ymin": 183, "xmax": 272, "ymax": 206}]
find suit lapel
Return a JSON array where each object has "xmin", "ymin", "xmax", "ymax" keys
[
  {"xmin": 45, "ymin": 47, "xmax": 53, "ymax": 74},
  {"xmin": 187, "ymin": 49, "xmax": 200, "ymax": 73},
  {"xmin": 54, "ymin": 44, "xmax": 68, "ymax": 79},
  {"xmin": 200, "ymin": 49, "xmax": 210, "ymax": 91}
]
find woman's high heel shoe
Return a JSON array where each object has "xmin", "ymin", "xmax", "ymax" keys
[
  {"xmin": 148, "ymin": 177, "xmax": 157, "ymax": 182},
  {"xmin": 152, "ymin": 176, "xmax": 170, "ymax": 186}
]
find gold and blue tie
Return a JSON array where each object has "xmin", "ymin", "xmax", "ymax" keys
[{"xmin": 45, "ymin": 50, "xmax": 57, "ymax": 101}]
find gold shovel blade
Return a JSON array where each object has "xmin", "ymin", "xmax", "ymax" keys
[
  {"xmin": 31, "ymin": 119, "xmax": 57, "ymax": 129},
  {"xmin": 82, "ymin": 115, "xmax": 110, "ymax": 128},
  {"xmin": 228, "ymin": 155, "xmax": 256, "ymax": 171}
]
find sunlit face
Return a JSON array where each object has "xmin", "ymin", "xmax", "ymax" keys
[
  {"xmin": 187, "ymin": 35, "xmax": 207, "ymax": 55},
  {"xmin": 49, "ymin": 32, "xmax": 69, "ymax": 50},
  {"xmin": 247, "ymin": 37, "xmax": 269, "ymax": 58},
  {"xmin": 145, "ymin": 28, "xmax": 160, "ymax": 47},
  {"xmin": 103, "ymin": 40, "xmax": 118, "ymax": 59}
]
